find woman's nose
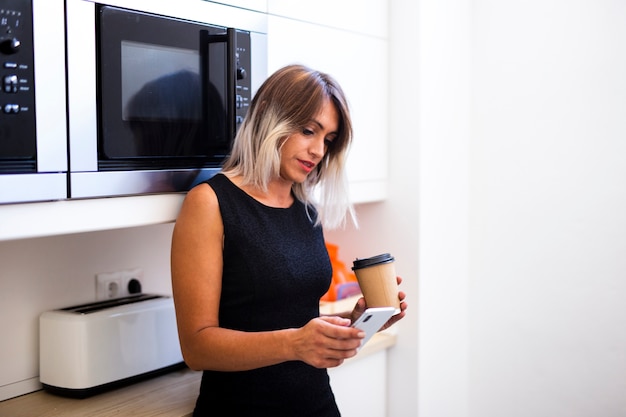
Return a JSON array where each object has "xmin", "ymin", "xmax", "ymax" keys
[{"xmin": 309, "ymin": 136, "xmax": 326, "ymax": 158}]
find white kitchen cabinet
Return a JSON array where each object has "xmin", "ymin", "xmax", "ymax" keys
[
  {"xmin": 267, "ymin": 8, "xmax": 389, "ymax": 203},
  {"xmin": 267, "ymin": 0, "xmax": 387, "ymax": 37},
  {"xmin": 208, "ymin": 0, "xmax": 267, "ymax": 13},
  {"xmin": 329, "ymin": 349, "xmax": 388, "ymax": 417}
]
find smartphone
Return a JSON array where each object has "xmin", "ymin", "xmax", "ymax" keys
[{"xmin": 351, "ymin": 307, "xmax": 396, "ymax": 349}]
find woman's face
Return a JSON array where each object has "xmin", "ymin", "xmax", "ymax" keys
[{"xmin": 279, "ymin": 98, "xmax": 339, "ymax": 184}]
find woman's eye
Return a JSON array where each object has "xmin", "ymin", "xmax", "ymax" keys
[{"xmin": 302, "ymin": 128, "xmax": 314, "ymax": 136}]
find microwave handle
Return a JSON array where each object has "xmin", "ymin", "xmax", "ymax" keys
[{"xmin": 201, "ymin": 28, "xmax": 237, "ymax": 143}]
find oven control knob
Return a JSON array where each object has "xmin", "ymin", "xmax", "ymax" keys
[
  {"xmin": 236, "ymin": 67, "xmax": 247, "ymax": 80},
  {"xmin": 0, "ymin": 38, "xmax": 21, "ymax": 55}
]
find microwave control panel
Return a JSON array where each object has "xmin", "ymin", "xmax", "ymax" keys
[
  {"xmin": 234, "ymin": 30, "xmax": 251, "ymax": 130},
  {"xmin": 0, "ymin": 0, "xmax": 37, "ymax": 169}
]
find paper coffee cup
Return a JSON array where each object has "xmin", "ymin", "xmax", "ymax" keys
[{"xmin": 352, "ymin": 253, "xmax": 400, "ymax": 313}]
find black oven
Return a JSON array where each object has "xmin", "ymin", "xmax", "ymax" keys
[
  {"xmin": 0, "ymin": 0, "xmax": 67, "ymax": 204},
  {"xmin": 66, "ymin": 0, "xmax": 267, "ymax": 199}
]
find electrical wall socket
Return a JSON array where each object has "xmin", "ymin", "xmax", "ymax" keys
[{"xmin": 95, "ymin": 267, "xmax": 143, "ymax": 300}]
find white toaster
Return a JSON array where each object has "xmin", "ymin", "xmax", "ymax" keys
[{"xmin": 39, "ymin": 294, "xmax": 184, "ymax": 397}]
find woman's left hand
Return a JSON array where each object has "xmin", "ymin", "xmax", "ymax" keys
[{"xmin": 350, "ymin": 276, "xmax": 408, "ymax": 331}]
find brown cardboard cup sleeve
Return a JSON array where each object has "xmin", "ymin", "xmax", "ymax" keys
[{"xmin": 352, "ymin": 253, "xmax": 400, "ymax": 313}]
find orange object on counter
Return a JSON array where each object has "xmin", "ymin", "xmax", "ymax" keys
[{"xmin": 321, "ymin": 242, "xmax": 361, "ymax": 302}]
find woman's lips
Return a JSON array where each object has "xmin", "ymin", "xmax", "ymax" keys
[{"xmin": 298, "ymin": 159, "xmax": 315, "ymax": 173}]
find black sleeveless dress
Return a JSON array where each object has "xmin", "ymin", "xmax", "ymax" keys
[{"xmin": 192, "ymin": 174, "xmax": 340, "ymax": 417}]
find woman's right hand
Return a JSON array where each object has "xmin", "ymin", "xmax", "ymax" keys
[{"xmin": 290, "ymin": 316, "xmax": 364, "ymax": 369}]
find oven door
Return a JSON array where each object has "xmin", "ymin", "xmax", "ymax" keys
[
  {"xmin": 66, "ymin": 0, "xmax": 264, "ymax": 199},
  {"xmin": 0, "ymin": 0, "xmax": 67, "ymax": 204}
]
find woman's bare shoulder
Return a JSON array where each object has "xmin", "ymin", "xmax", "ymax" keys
[
  {"xmin": 183, "ymin": 182, "xmax": 219, "ymax": 208},
  {"xmin": 175, "ymin": 182, "xmax": 222, "ymax": 228}
]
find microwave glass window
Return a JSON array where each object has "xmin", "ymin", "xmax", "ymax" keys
[
  {"xmin": 109, "ymin": 40, "xmax": 227, "ymax": 159},
  {"xmin": 121, "ymin": 41, "xmax": 202, "ymax": 122}
]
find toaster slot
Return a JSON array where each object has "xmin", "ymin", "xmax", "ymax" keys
[{"xmin": 61, "ymin": 293, "xmax": 165, "ymax": 314}]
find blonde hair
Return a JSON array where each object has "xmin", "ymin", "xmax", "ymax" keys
[{"xmin": 221, "ymin": 65, "xmax": 356, "ymax": 229}]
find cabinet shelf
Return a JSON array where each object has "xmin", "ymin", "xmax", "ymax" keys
[
  {"xmin": 0, "ymin": 176, "xmax": 385, "ymax": 242},
  {"xmin": 0, "ymin": 194, "xmax": 185, "ymax": 242}
]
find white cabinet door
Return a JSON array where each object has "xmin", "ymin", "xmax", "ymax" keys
[
  {"xmin": 267, "ymin": 15, "xmax": 388, "ymax": 202},
  {"xmin": 211, "ymin": 0, "xmax": 268, "ymax": 13},
  {"xmin": 328, "ymin": 350, "xmax": 388, "ymax": 417},
  {"xmin": 267, "ymin": 0, "xmax": 387, "ymax": 37}
]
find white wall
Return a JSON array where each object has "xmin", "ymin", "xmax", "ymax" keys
[
  {"xmin": 332, "ymin": 0, "xmax": 626, "ymax": 416},
  {"xmin": 469, "ymin": 1, "xmax": 626, "ymax": 416}
]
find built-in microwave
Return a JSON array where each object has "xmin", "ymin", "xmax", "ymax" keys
[
  {"xmin": 66, "ymin": 0, "xmax": 268, "ymax": 199},
  {"xmin": 0, "ymin": 0, "xmax": 67, "ymax": 204},
  {"xmin": 1, "ymin": 0, "xmax": 267, "ymax": 204}
]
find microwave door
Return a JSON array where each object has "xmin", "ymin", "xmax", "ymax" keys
[{"xmin": 95, "ymin": 6, "xmax": 234, "ymax": 166}]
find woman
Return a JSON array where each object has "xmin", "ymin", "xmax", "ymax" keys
[{"xmin": 171, "ymin": 65, "xmax": 407, "ymax": 416}]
